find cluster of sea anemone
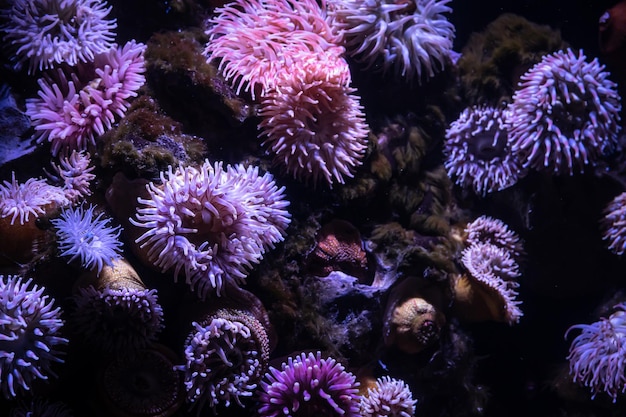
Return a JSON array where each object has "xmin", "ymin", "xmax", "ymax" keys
[
  {"xmin": 445, "ymin": 48, "xmax": 621, "ymax": 195},
  {"xmin": 205, "ymin": 0, "xmax": 369, "ymax": 185},
  {"xmin": 1, "ymin": 0, "xmax": 146, "ymax": 156}
]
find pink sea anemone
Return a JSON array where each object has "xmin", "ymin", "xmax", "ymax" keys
[
  {"xmin": 176, "ymin": 309, "xmax": 269, "ymax": 411},
  {"xmin": 461, "ymin": 242, "xmax": 522, "ymax": 324},
  {"xmin": 328, "ymin": 0, "xmax": 455, "ymax": 82},
  {"xmin": 360, "ymin": 376, "xmax": 417, "ymax": 417},
  {"xmin": 0, "ymin": 0, "xmax": 117, "ymax": 73},
  {"xmin": 465, "ymin": 215, "xmax": 524, "ymax": 257},
  {"xmin": 130, "ymin": 160, "xmax": 291, "ymax": 298},
  {"xmin": 25, "ymin": 40, "xmax": 146, "ymax": 156},
  {"xmin": 566, "ymin": 303, "xmax": 626, "ymax": 402},
  {"xmin": 205, "ymin": 0, "xmax": 346, "ymax": 98},
  {"xmin": 444, "ymin": 105, "xmax": 524, "ymax": 195},
  {"xmin": 507, "ymin": 48, "xmax": 622, "ymax": 175},
  {"xmin": 259, "ymin": 53, "xmax": 369, "ymax": 185},
  {"xmin": 258, "ymin": 351, "xmax": 361, "ymax": 417},
  {"xmin": 0, "ymin": 275, "xmax": 68, "ymax": 398},
  {"xmin": 0, "ymin": 173, "xmax": 68, "ymax": 226},
  {"xmin": 601, "ymin": 191, "xmax": 626, "ymax": 256}
]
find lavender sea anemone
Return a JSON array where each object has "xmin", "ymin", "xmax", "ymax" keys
[
  {"xmin": 25, "ymin": 40, "xmax": 146, "ymax": 156},
  {"xmin": 0, "ymin": 275, "xmax": 68, "ymax": 399},
  {"xmin": 507, "ymin": 48, "xmax": 622, "ymax": 175},
  {"xmin": 461, "ymin": 242, "xmax": 522, "ymax": 324},
  {"xmin": 565, "ymin": 303, "xmax": 626, "ymax": 402},
  {"xmin": 0, "ymin": 0, "xmax": 117, "ymax": 73},
  {"xmin": 465, "ymin": 215, "xmax": 524, "ymax": 257},
  {"xmin": 601, "ymin": 191, "xmax": 626, "ymax": 256},
  {"xmin": 444, "ymin": 105, "xmax": 523, "ymax": 195},
  {"xmin": 328, "ymin": 0, "xmax": 455, "ymax": 82},
  {"xmin": 360, "ymin": 376, "xmax": 417, "ymax": 417},
  {"xmin": 258, "ymin": 351, "xmax": 361, "ymax": 417},
  {"xmin": 130, "ymin": 160, "xmax": 290, "ymax": 298},
  {"xmin": 51, "ymin": 203, "xmax": 123, "ymax": 274},
  {"xmin": 176, "ymin": 309, "xmax": 270, "ymax": 411},
  {"xmin": 0, "ymin": 173, "xmax": 68, "ymax": 225}
]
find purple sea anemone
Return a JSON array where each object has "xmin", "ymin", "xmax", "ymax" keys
[
  {"xmin": 205, "ymin": 0, "xmax": 346, "ymax": 98},
  {"xmin": 0, "ymin": 0, "xmax": 117, "ymax": 73},
  {"xmin": 257, "ymin": 351, "xmax": 361, "ymax": 417},
  {"xmin": 49, "ymin": 150, "xmax": 96, "ymax": 203},
  {"xmin": 465, "ymin": 215, "xmax": 524, "ymax": 257},
  {"xmin": 360, "ymin": 376, "xmax": 417, "ymax": 417},
  {"xmin": 130, "ymin": 160, "xmax": 290, "ymax": 298},
  {"xmin": 176, "ymin": 309, "xmax": 270, "ymax": 411},
  {"xmin": 507, "ymin": 48, "xmax": 622, "ymax": 175},
  {"xmin": 51, "ymin": 203, "xmax": 123, "ymax": 274},
  {"xmin": 25, "ymin": 40, "xmax": 146, "ymax": 156},
  {"xmin": 444, "ymin": 105, "xmax": 524, "ymax": 195},
  {"xmin": 72, "ymin": 284, "xmax": 163, "ymax": 353},
  {"xmin": 328, "ymin": 0, "xmax": 455, "ymax": 82},
  {"xmin": 0, "ymin": 173, "xmax": 68, "ymax": 225},
  {"xmin": 461, "ymin": 242, "xmax": 522, "ymax": 324},
  {"xmin": 565, "ymin": 303, "xmax": 626, "ymax": 402},
  {"xmin": 601, "ymin": 191, "xmax": 626, "ymax": 255},
  {"xmin": 259, "ymin": 53, "xmax": 369, "ymax": 185},
  {"xmin": 0, "ymin": 275, "xmax": 68, "ymax": 399}
]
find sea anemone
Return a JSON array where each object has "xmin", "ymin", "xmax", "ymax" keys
[
  {"xmin": 71, "ymin": 259, "xmax": 164, "ymax": 354},
  {"xmin": 98, "ymin": 344, "xmax": 183, "ymax": 417},
  {"xmin": 460, "ymin": 242, "xmax": 522, "ymax": 324},
  {"xmin": 25, "ymin": 40, "xmax": 146, "ymax": 156},
  {"xmin": 176, "ymin": 309, "xmax": 270, "ymax": 412},
  {"xmin": 257, "ymin": 351, "xmax": 361, "ymax": 417},
  {"xmin": 328, "ymin": 0, "xmax": 455, "ymax": 82},
  {"xmin": 465, "ymin": 215, "xmax": 524, "ymax": 257},
  {"xmin": 130, "ymin": 160, "xmax": 290, "ymax": 298},
  {"xmin": 48, "ymin": 150, "xmax": 96, "ymax": 203},
  {"xmin": 205, "ymin": 0, "xmax": 346, "ymax": 98},
  {"xmin": 601, "ymin": 191, "xmax": 626, "ymax": 255},
  {"xmin": 565, "ymin": 303, "xmax": 626, "ymax": 402},
  {"xmin": 0, "ymin": 275, "xmax": 68, "ymax": 399},
  {"xmin": 444, "ymin": 105, "xmax": 523, "ymax": 195},
  {"xmin": 0, "ymin": 0, "xmax": 117, "ymax": 73},
  {"xmin": 259, "ymin": 53, "xmax": 369, "ymax": 185},
  {"xmin": 51, "ymin": 203, "xmax": 123, "ymax": 274},
  {"xmin": 360, "ymin": 376, "xmax": 417, "ymax": 417},
  {"xmin": 0, "ymin": 173, "xmax": 68, "ymax": 225},
  {"xmin": 507, "ymin": 48, "xmax": 622, "ymax": 175}
]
